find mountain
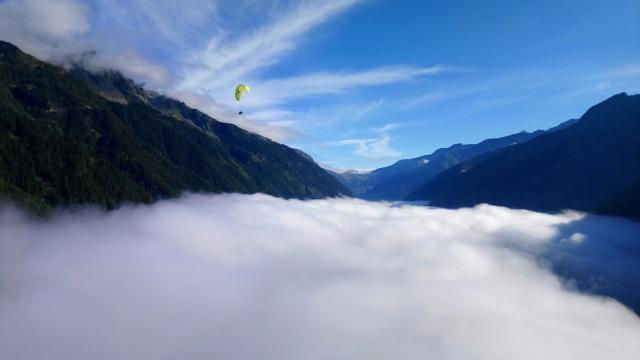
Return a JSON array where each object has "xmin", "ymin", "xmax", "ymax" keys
[
  {"xmin": 329, "ymin": 157, "xmax": 435, "ymax": 195},
  {"xmin": 0, "ymin": 41, "xmax": 349, "ymax": 213},
  {"xmin": 361, "ymin": 131, "xmax": 543, "ymax": 200},
  {"xmin": 407, "ymin": 93, "xmax": 640, "ymax": 220},
  {"xmin": 330, "ymin": 140, "xmax": 522, "ymax": 196},
  {"xmin": 329, "ymin": 169, "xmax": 377, "ymax": 194},
  {"xmin": 334, "ymin": 119, "xmax": 577, "ymax": 200}
]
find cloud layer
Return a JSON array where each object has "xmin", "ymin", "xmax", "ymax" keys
[
  {"xmin": 0, "ymin": 0, "xmax": 90, "ymax": 60},
  {"xmin": 1, "ymin": 194, "xmax": 639, "ymax": 360}
]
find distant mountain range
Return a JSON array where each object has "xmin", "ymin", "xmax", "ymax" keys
[
  {"xmin": 361, "ymin": 132, "xmax": 541, "ymax": 200},
  {"xmin": 407, "ymin": 93, "xmax": 640, "ymax": 220},
  {"xmin": 0, "ymin": 41, "xmax": 349, "ymax": 213},
  {"xmin": 333, "ymin": 120, "xmax": 576, "ymax": 201},
  {"xmin": 328, "ymin": 165, "xmax": 416, "ymax": 195},
  {"xmin": 334, "ymin": 93, "xmax": 639, "ymax": 220}
]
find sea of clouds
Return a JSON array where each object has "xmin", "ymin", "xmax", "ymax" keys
[{"xmin": 1, "ymin": 193, "xmax": 639, "ymax": 360}]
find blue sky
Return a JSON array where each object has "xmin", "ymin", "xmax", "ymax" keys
[{"xmin": 1, "ymin": 0, "xmax": 639, "ymax": 170}]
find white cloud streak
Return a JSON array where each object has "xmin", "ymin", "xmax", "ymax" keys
[
  {"xmin": 96, "ymin": 0, "xmax": 217, "ymax": 47},
  {"xmin": 333, "ymin": 133, "xmax": 401, "ymax": 160},
  {"xmin": 1, "ymin": 194, "xmax": 640, "ymax": 360},
  {"xmin": 178, "ymin": 0, "xmax": 363, "ymax": 95},
  {"xmin": 374, "ymin": 123, "xmax": 402, "ymax": 132},
  {"xmin": 0, "ymin": 0, "xmax": 449, "ymax": 141},
  {"xmin": 237, "ymin": 66, "xmax": 449, "ymax": 108}
]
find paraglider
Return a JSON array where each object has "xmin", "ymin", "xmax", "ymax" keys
[
  {"xmin": 235, "ymin": 84, "xmax": 250, "ymax": 101},
  {"xmin": 235, "ymin": 84, "xmax": 250, "ymax": 115}
]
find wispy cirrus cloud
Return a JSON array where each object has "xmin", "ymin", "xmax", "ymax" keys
[
  {"xmin": 168, "ymin": 0, "xmax": 453, "ymax": 139},
  {"xmin": 0, "ymin": 0, "xmax": 452, "ymax": 145},
  {"xmin": 328, "ymin": 119, "xmax": 407, "ymax": 161},
  {"xmin": 349, "ymin": 98, "xmax": 385, "ymax": 121},
  {"xmin": 170, "ymin": 64, "xmax": 447, "ymax": 140},
  {"xmin": 95, "ymin": 0, "xmax": 217, "ymax": 47},
  {"xmin": 374, "ymin": 123, "xmax": 403, "ymax": 132},
  {"xmin": 404, "ymin": 63, "xmax": 640, "ymax": 111},
  {"xmin": 0, "ymin": 0, "xmax": 381, "ymax": 140},
  {"xmin": 178, "ymin": 0, "xmax": 362, "ymax": 89},
  {"xmin": 332, "ymin": 133, "xmax": 401, "ymax": 160},
  {"xmin": 234, "ymin": 66, "xmax": 449, "ymax": 108}
]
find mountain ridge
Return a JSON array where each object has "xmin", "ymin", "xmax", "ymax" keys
[
  {"xmin": 360, "ymin": 131, "xmax": 540, "ymax": 200},
  {"xmin": 407, "ymin": 92, "xmax": 640, "ymax": 220},
  {"xmin": 334, "ymin": 117, "xmax": 578, "ymax": 200},
  {"xmin": 0, "ymin": 40, "xmax": 349, "ymax": 214}
]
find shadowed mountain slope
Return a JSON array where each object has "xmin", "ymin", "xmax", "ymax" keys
[
  {"xmin": 0, "ymin": 41, "xmax": 349, "ymax": 213},
  {"xmin": 408, "ymin": 93, "xmax": 640, "ymax": 220}
]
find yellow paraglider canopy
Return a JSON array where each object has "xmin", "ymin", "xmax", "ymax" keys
[{"xmin": 235, "ymin": 84, "xmax": 250, "ymax": 101}]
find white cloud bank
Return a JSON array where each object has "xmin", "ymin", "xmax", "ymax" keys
[
  {"xmin": 0, "ymin": 0, "xmax": 173, "ymax": 88},
  {"xmin": 0, "ymin": 0, "xmax": 88, "ymax": 40},
  {"xmin": 1, "ymin": 194, "xmax": 640, "ymax": 360},
  {"xmin": 0, "ymin": 0, "xmax": 90, "ymax": 59}
]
